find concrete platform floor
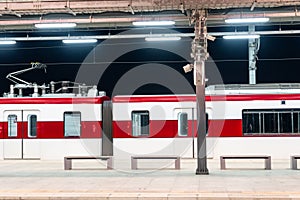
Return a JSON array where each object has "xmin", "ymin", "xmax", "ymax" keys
[{"xmin": 0, "ymin": 158, "xmax": 299, "ymax": 199}]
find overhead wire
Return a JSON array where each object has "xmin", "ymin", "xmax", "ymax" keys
[{"xmin": 1, "ymin": 57, "xmax": 300, "ymax": 68}]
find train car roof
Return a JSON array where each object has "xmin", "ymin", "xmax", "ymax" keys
[
  {"xmin": 113, "ymin": 83, "xmax": 300, "ymax": 102},
  {"xmin": 206, "ymin": 83, "xmax": 300, "ymax": 95},
  {"xmin": 113, "ymin": 95, "xmax": 196, "ymax": 103}
]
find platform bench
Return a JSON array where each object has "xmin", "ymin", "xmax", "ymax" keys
[
  {"xmin": 291, "ymin": 155, "xmax": 300, "ymax": 170},
  {"xmin": 64, "ymin": 156, "xmax": 113, "ymax": 170},
  {"xmin": 131, "ymin": 155, "xmax": 180, "ymax": 170},
  {"xmin": 220, "ymin": 155, "xmax": 271, "ymax": 170}
]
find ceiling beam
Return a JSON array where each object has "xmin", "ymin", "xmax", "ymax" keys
[
  {"xmin": 0, "ymin": 0, "xmax": 300, "ymax": 16},
  {"xmin": 0, "ymin": 1, "xmax": 299, "ymax": 31},
  {"xmin": 1, "ymin": 10, "xmax": 300, "ymax": 31}
]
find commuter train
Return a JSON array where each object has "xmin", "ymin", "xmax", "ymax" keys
[
  {"xmin": 1, "ymin": 77, "xmax": 300, "ymax": 160},
  {"xmin": 2, "ymin": 64, "xmax": 300, "ymax": 159}
]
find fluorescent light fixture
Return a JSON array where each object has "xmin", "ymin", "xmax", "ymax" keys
[
  {"xmin": 133, "ymin": 21, "xmax": 175, "ymax": 26},
  {"xmin": 0, "ymin": 40, "xmax": 16, "ymax": 45},
  {"xmin": 35, "ymin": 23, "xmax": 77, "ymax": 29},
  {"xmin": 225, "ymin": 17, "xmax": 269, "ymax": 23},
  {"xmin": 223, "ymin": 35, "xmax": 260, "ymax": 39},
  {"xmin": 62, "ymin": 39, "xmax": 98, "ymax": 44},
  {"xmin": 145, "ymin": 36, "xmax": 181, "ymax": 41}
]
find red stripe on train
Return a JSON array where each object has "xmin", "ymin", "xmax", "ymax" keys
[
  {"xmin": 0, "ymin": 121, "xmax": 103, "ymax": 139},
  {"xmin": 113, "ymin": 94, "xmax": 300, "ymax": 102},
  {"xmin": 0, "ymin": 97, "xmax": 109, "ymax": 104},
  {"xmin": 113, "ymin": 96, "xmax": 196, "ymax": 103},
  {"xmin": 208, "ymin": 119, "xmax": 242, "ymax": 137},
  {"xmin": 113, "ymin": 119, "xmax": 243, "ymax": 138}
]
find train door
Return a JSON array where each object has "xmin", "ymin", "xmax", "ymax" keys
[
  {"xmin": 102, "ymin": 101, "xmax": 113, "ymax": 156},
  {"xmin": 173, "ymin": 108, "xmax": 195, "ymax": 158},
  {"xmin": 3, "ymin": 110, "xmax": 40, "ymax": 159}
]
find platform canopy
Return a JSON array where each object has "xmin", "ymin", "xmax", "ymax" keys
[{"xmin": 0, "ymin": 0, "xmax": 300, "ymax": 30}]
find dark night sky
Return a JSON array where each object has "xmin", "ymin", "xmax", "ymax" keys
[{"xmin": 1, "ymin": 29, "xmax": 300, "ymax": 97}]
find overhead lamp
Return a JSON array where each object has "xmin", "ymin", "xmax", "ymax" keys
[
  {"xmin": 0, "ymin": 40, "xmax": 16, "ymax": 45},
  {"xmin": 183, "ymin": 64, "xmax": 194, "ymax": 73},
  {"xmin": 225, "ymin": 17, "xmax": 269, "ymax": 23},
  {"xmin": 250, "ymin": 1, "xmax": 257, "ymax": 11},
  {"xmin": 62, "ymin": 39, "xmax": 98, "ymax": 44},
  {"xmin": 223, "ymin": 34, "xmax": 260, "ymax": 39},
  {"xmin": 133, "ymin": 21, "xmax": 175, "ymax": 26},
  {"xmin": 35, "ymin": 23, "xmax": 77, "ymax": 29},
  {"xmin": 145, "ymin": 36, "xmax": 181, "ymax": 41}
]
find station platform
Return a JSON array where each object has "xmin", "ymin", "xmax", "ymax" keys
[{"xmin": 0, "ymin": 158, "xmax": 300, "ymax": 199}]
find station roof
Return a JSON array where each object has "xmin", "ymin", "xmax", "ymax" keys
[{"xmin": 1, "ymin": 0, "xmax": 300, "ymax": 31}]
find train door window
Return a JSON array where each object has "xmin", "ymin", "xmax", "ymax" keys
[
  {"xmin": 64, "ymin": 112, "xmax": 81, "ymax": 137},
  {"xmin": 206, "ymin": 113, "xmax": 209, "ymax": 134},
  {"xmin": 28, "ymin": 115, "xmax": 37, "ymax": 138},
  {"xmin": 242, "ymin": 112, "xmax": 260, "ymax": 135},
  {"xmin": 279, "ymin": 112, "xmax": 292, "ymax": 133},
  {"xmin": 178, "ymin": 112, "xmax": 188, "ymax": 136},
  {"xmin": 263, "ymin": 112, "xmax": 278, "ymax": 133},
  {"xmin": 293, "ymin": 112, "xmax": 300, "ymax": 133},
  {"xmin": 8, "ymin": 115, "xmax": 17, "ymax": 137},
  {"xmin": 132, "ymin": 111, "xmax": 149, "ymax": 137}
]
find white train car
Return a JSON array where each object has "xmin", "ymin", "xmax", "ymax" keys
[
  {"xmin": 0, "ymin": 63, "xmax": 114, "ymax": 160},
  {"xmin": 206, "ymin": 84, "xmax": 300, "ymax": 159},
  {"xmin": 0, "ymin": 91, "xmax": 109, "ymax": 160},
  {"xmin": 112, "ymin": 95, "xmax": 197, "ymax": 159},
  {"xmin": 112, "ymin": 84, "xmax": 300, "ymax": 159}
]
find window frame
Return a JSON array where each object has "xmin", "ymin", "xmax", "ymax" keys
[
  {"xmin": 131, "ymin": 110, "xmax": 150, "ymax": 137},
  {"xmin": 27, "ymin": 114, "xmax": 37, "ymax": 138},
  {"xmin": 242, "ymin": 109, "xmax": 300, "ymax": 136},
  {"xmin": 8, "ymin": 114, "xmax": 18, "ymax": 137},
  {"xmin": 178, "ymin": 112, "xmax": 188, "ymax": 136},
  {"xmin": 64, "ymin": 111, "xmax": 81, "ymax": 137}
]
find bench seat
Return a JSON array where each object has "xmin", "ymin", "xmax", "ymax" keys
[
  {"xmin": 64, "ymin": 156, "xmax": 113, "ymax": 170},
  {"xmin": 131, "ymin": 155, "xmax": 180, "ymax": 170},
  {"xmin": 220, "ymin": 155, "xmax": 271, "ymax": 170},
  {"xmin": 291, "ymin": 155, "xmax": 300, "ymax": 170}
]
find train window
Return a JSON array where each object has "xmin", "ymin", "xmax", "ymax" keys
[
  {"xmin": 132, "ymin": 111, "xmax": 149, "ymax": 137},
  {"xmin": 8, "ymin": 115, "xmax": 17, "ymax": 137},
  {"xmin": 243, "ymin": 109, "xmax": 300, "ymax": 135},
  {"xmin": 64, "ymin": 112, "xmax": 81, "ymax": 137},
  {"xmin": 28, "ymin": 115, "xmax": 37, "ymax": 137},
  {"xmin": 242, "ymin": 113, "xmax": 260, "ymax": 134},
  {"xmin": 263, "ymin": 113, "xmax": 278, "ymax": 133},
  {"xmin": 178, "ymin": 112, "xmax": 188, "ymax": 136},
  {"xmin": 279, "ymin": 112, "xmax": 292, "ymax": 133},
  {"xmin": 293, "ymin": 112, "xmax": 300, "ymax": 133}
]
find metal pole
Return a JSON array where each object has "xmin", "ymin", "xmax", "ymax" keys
[
  {"xmin": 249, "ymin": 25, "xmax": 258, "ymax": 84},
  {"xmin": 192, "ymin": 10, "xmax": 209, "ymax": 175}
]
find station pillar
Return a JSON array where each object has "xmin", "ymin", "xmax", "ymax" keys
[{"xmin": 192, "ymin": 10, "xmax": 209, "ymax": 175}]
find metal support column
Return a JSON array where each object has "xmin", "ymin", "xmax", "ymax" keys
[
  {"xmin": 192, "ymin": 10, "xmax": 209, "ymax": 175},
  {"xmin": 248, "ymin": 25, "xmax": 260, "ymax": 84}
]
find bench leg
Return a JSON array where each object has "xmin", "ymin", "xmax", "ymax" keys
[
  {"xmin": 64, "ymin": 158, "xmax": 72, "ymax": 170},
  {"xmin": 107, "ymin": 157, "xmax": 113, "ymax": 170},
  {"xmin": 220, "ymin": 156, "xmax": 226, "ymax": 170},
  {"xmin": 265, "ymin": 157, "xmax": 271, "ymax": 170},
  {"xmin": 131, "ymin": 158, "xmax": 137, "ymax": 170},
  {"xmin": 291, "ymin": 157, "xmax": 297, "ymax": 170},
  {"xmin": 175, "ymin": 158, "xmax": 180, "ymax": 169}
]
